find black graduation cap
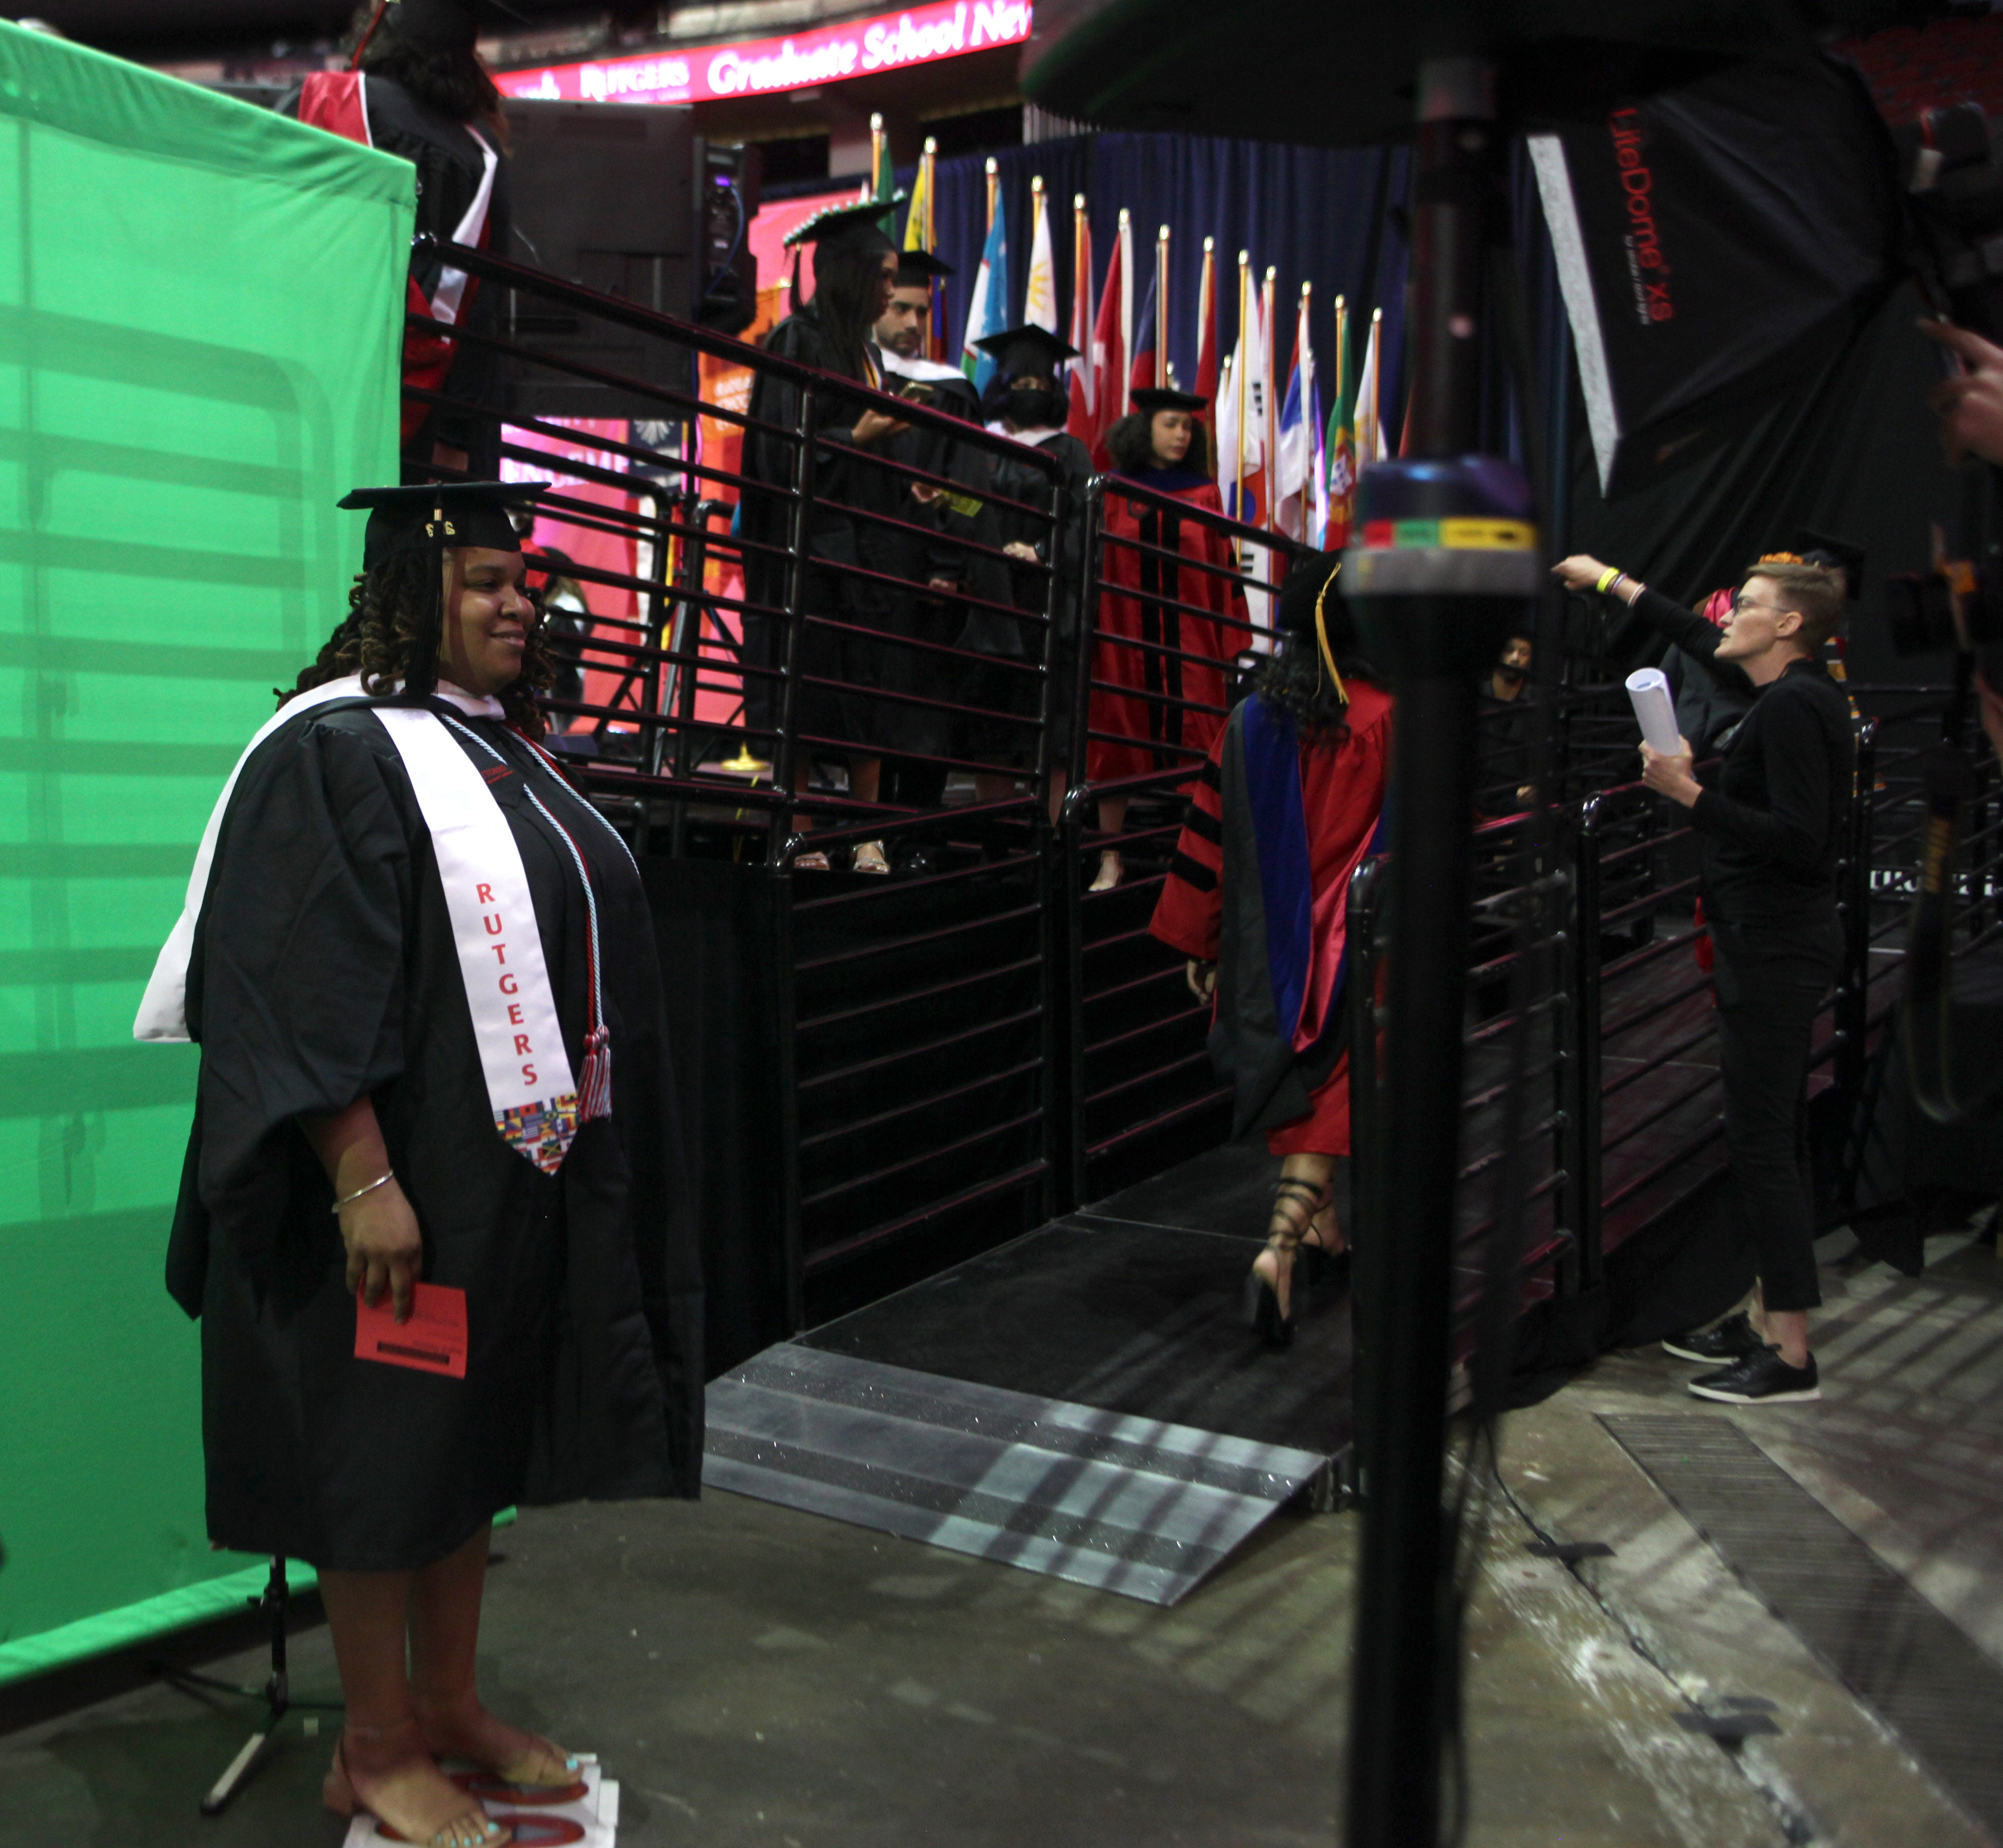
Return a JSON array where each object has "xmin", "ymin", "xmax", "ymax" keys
[
  {"xmin": 387, "ymin": 0, "xmax": 532, "ymax": 53},
  {"xmin": 973, "ymin": 324, "xmax": 1080, "ymax": 378},
  {"xmin": 339, "ymin": 480, "xmax": 546, "ymax": 570},
  {"xmin": 1792, "ymin": 528, "xmax": 1866, "ymax": 601},
  {"xmin": 1275, "ymin": 549, "xmax": 1346, "ymax": 636},
  {"xmin": 337, "ymin": 480, "xmax": 549, "ymax": 696},
  {"xmin": 783, "ymin": 194, "xmax": 906, "ymax": 251},
  {"xmin": 894, "ymin": 248, "xmax": 954, "ymax": 285},
  {"xmin": 1130, "ymin": 384, "xmax": 1208, "ymax": 414}
]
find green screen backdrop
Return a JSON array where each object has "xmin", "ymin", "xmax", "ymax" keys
[{"xmin": 0, "ymin": 22, "xmax": 409, "ymax": 1678}]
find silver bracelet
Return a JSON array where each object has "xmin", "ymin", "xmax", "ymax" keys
[{"xmin": 331, "ymin": 1171, "xmax": 395, "ymax": 1214}]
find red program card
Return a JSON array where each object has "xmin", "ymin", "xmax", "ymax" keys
[{"xmin": 354, "ymin": 1282, "xmax": 468, "ymax": 1379}]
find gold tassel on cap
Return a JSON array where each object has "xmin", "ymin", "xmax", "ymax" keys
[{"xmin": 1312, "ymin": 561, "xmax": 1347, "ymax": 705}]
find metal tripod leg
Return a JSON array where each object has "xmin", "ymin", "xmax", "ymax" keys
[
  {"xmin": 150, "ymin": 1557, "xmax": 337, "ymax": 1817},
  {"xmin": 197, "ymin": 1556, "xmax": 289, "ymax": 1815}
]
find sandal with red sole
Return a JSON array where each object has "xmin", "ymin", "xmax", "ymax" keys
[{"xmin": 324, "ymin": 1734, "xmax": 512, "ymax": 1848}]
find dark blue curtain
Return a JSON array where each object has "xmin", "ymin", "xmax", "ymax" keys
[
  {"xmin": 883, "ymin": 133, "xmax": 1413, "ymax": 428},
  {"xmin": 764, "ymin": 126, "xmax": 1953, "ymax": 684}
]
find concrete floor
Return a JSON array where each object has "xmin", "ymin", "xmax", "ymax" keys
[
  {"xmin": 3, "ymin": 1228, "xmax": 1996, "ymax": 1846},
  {"xmin": 1497, "ymin": 1223, "xmax": 2003, "ymax": 1848}
]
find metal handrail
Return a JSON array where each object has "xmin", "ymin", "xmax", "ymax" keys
[{"xmin": 396, "ymin": 236, "xmax": 1983, "ymax": 1335}]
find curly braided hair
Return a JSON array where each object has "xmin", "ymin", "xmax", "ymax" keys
[
  {"xmin": 278, "ymin": 548, "xmax": 553, "ymax": 735},
  {"xmin": 1254, "ymin": 634, "xmax": 1378, "ymax": 749}
]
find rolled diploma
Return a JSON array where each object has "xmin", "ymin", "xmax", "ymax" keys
[{"xmin": 1625, "ymin": 667, "xmax": 1682, "ymax": 755}]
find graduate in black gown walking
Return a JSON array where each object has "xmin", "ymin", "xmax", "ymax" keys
[
  {"xmin": 137, "ymin": 483, "xmax": 702, "ymax": 1848},
  {"xmin": 739, "ymin": 199, "xmax": 913, "ymax": 870},
  {"xmin": 953, "ymin": 325, "xmax": 1092, "ymax": 812}
]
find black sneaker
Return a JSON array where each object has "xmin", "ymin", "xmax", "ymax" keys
[
  {"xmin": 1661, "ymin": 1311, "xmax": 1764, "ymax": 1366},
  {"xmin": 1687, "ymin": 1347, "xmax": 1820, "ymax": 1405}
]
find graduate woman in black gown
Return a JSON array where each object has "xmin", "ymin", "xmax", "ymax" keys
[
  {"xmin": 137, "ymin": 483, "xmax": 702, "ymax": 1848},
  {"xmin": 739, "ymin": 199, "xmax": 912, "ymax": 870}
]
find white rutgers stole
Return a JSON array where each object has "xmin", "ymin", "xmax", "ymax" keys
[
  {"xmin": 136, "ymin": 677, "xmax": 603, "ymax": 1176},
  {"xmin": 370, "ymin": 706, "xmax": 582, "ymax": 1173}
]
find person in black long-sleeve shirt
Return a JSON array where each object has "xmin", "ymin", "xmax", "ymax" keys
[{"xmin": 1556, "ymin": 553, "xmax": 1855, "ymax": 1405}]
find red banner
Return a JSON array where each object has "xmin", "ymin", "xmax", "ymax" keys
[{"xmin": 496, "ymin": 0, "xmax": 1031, "ymax": 107}]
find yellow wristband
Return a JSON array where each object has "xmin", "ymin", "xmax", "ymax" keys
[{"xmin": 1596, "ymin": 566, "xmax": 1623, "ymax": 595}]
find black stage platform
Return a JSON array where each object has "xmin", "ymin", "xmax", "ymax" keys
[
  {"xmin": 701, "ymin": 1140, "xmax": 1353, "ymax": 1605},
  {"xmin": 804, "ymin": 1138, "xmax": 1354, "ymax": 1457}
]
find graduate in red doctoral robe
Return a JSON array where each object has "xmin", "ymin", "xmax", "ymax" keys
[
  {"xmin": 1086, "ymin": 387, "xmax": 1250, "ymax": 891},
  {"xmin": 1150, "ymin": 552, "xmax": 1393, "ymax": 1347}
]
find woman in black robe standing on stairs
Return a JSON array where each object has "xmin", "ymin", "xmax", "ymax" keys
[
  {"xmin": 739, "ymin": 200, "xmax": 914, "ymax": 871},
  {"xmin": 137, "ymin": 483, "xmax": 703, "ymax": 1848}
]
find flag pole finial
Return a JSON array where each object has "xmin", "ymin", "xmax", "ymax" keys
[
  {"xmin": 1119, "ymin": 207, "xmax": 1131, "ymax": 226},
  {"xmin": 1203, "ymin": 235, "xmax": 1214, "ymax": 252},
  {"xmin": 924, "ymin": 135, "xmax": 936, "ymax": 153},
  {"xmin": 870, "ymin": 112, "xmax": 883, "ymax": 132},
  {"xmin": 986, "ymin": 155, "xmax": 998, "ymax": 174},
  {"xmin": 1075, "ymin": 192, "xmax": 1086, "ymax": 210}
]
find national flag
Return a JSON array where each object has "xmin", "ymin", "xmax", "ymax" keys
[
  {"xmin": 1127, "ymin": 262, "xmax": 1157, "ymax": 397},
  {"xmin": 1259, "ymin": 268, "xmax": 1279, "ymax": 532},
  {"xmin": 1024, "ymin": 180, "xmax": 1058, "ymax": 335},
  {"xmin": 1354, "ymin": 307, "xmax": 1385, "ymax": 471},
  {"xmin": 907, "ymin": 137, "xmax": 941, "ymax": 361},
  {"xmin": 903, "ymin": 147, "xmax": 930, "ymax": 253},
  {"xmin": 961, "ymin": 176, "xmax": 1011, "ymax": 392},
  {"xmin": 1086, "ymin": 210, "xmax": 1134, "ymax": 468},
  {"xmin": 1214, "ymin": 256, "xmax": 1268, "ymax": 527},
  {"xmin": 869, "ymin": 113, "xmax": 896, "ymax": 236},
  {"xmin": 1275, "ymin": 285, "xmax": 1319, "ymax": 545},
  {"xmin": 1193, "ymin": 238, "xmax": 1219, "ymax": 412},
  {"xmin": 1324, "ymin": 297, "xmax": 1356, "ymax": 546},
  {"xmin": 1067, "ymin": 195, "xmax": 1095, "ymax": 441}
]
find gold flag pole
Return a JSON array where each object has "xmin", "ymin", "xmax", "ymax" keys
[
  {"xmin": 1030, "ymin": 175, "xmax": 1045, "ymax": 332},
  {"xmin": 1199, "ymin": 234, "xmax": 1214, "ymax": 380},
  {"xmin": 1330, "ymin": 292, "xmax": 1346, "ymax": 543},
  {"xmin": 1156, "ymin": 225, "xmax": 1170, "ymax": 387},
  {"xmin": 1369, "ymin": 305, "xmax": 1383, "ymax": 464},
  {"xmin": 863, "ymin": 112, "xmax": 883, "ymax": 204},
  {"xmin": 922, "ymin": 136, "xmax": 939, "ymax": 360},
  {"xmin": 1262, "ymin": 265, "xmax": 1278, "ymax": 539},
  {"xmin": 1074, "ymin": 192, "xmax": 1090, "ymax": 321},
  {"xmin": 1235, "ymin": 249, "xmax": 1250, "ymax": 526},
  {"xmin": 1116, "ymin": 208, "xmax": 1132, "ymax": 420},
  {"xmin": 985, "ymin": 155, "xmax": 998, "ymax": 233},
  {"xmin": 1296, "ymin": 277, "xmax": 1312, "ymax": 545}
]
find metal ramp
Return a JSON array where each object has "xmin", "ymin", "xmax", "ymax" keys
[{"xmin": 702, "ymin": 1343, "xmax": 1334, "ymax": 1607}]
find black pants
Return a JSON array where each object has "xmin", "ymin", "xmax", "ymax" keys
[{"xmin": 1712, "ymin": 913, "xmax": 1842, "ymax": 1315}]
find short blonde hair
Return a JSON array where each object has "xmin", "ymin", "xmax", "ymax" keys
[{"xmin": 1743, "ymin": 560, "xmax": 1845, "ymax": 649}]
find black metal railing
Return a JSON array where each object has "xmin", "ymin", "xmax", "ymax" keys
[
  {"xmin": 403, "ymin": 236, "xmax": 1966, "ymax": 1363},
  {"xmin": 1343, "ymin": 684, "xmax": 1990, "ymax": 1343},
  {"xmin": 410, "ymin": 238, "xmax": 1074, "ymax": 1342}
]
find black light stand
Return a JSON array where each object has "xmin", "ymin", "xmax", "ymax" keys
[
  {"xmin": 1343, "ymin": 53, "xmax": 1539, "ymax": 1848},
  {"xmin": 149, "ymin": 1555, "xmax": 341, "ymax": 1816}
]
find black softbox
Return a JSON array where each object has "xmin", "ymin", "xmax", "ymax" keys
[{"xmin": 1529, "ymin": 54, "xmax": 1903, "ymax": 500}]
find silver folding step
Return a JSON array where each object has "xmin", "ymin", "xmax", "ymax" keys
[{"xmin": 702, "ymin": 1343, "xmax": 1334, "ymax": 1606}]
